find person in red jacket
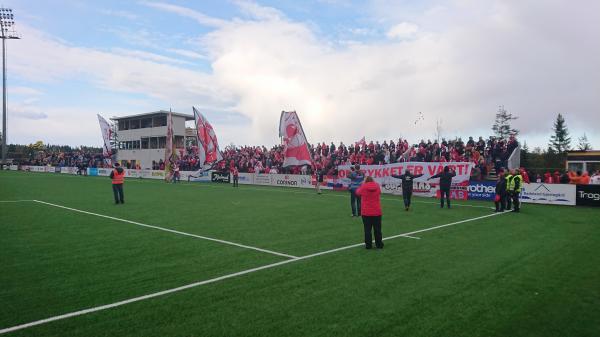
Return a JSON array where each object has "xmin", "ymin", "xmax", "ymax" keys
[
  {"xmin": 553, "ymin": 171, "xmax": 561, "ymax": 184},
  {"xmin": 356, "ymin": 176, "xmax": 383, "ymax": 249}
]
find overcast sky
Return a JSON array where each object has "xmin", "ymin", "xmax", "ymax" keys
[{"xmin": 4, "ymin": 0, "xmax": 599, "ymax": 149}]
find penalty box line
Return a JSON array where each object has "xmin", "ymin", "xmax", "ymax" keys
[
  {"xmin": 31, "ymin": 200, "xmax": 298, "ymax": 260},
  {"xmin": 0, "ymin": 211, "xmax": 507, "ymax": 335}
]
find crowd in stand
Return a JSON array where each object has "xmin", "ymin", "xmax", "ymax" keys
[
  {"xmin": 530, "ymin": 169, "xmax": 600, "ymax": 185},
  {"xmin": 17, "ymin": 146, "xmax": 106, "ymax": 169},
  {"xmin": 11, "ymin": 137, "xmax": 600, "ymax": 185},
  {"xmin": 221, "ymin": 136, "xmax": 519, "ymax": 179}
]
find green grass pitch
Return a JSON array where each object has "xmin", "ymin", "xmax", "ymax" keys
[{"xmin": 1, "ymin": 170, "xmax": 599, "ymax": 337}]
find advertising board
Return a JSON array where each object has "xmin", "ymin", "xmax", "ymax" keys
[
  {"xmin": 520, "ymin": 183, "xmax": 576, "ymax": 206},
  {"xmin": 467, "ymin": 181, "xmax": 496, "ymax": 201},
  {"xmin": 575, "ymin": 184, "xmax": 600, "ymax": 207}
]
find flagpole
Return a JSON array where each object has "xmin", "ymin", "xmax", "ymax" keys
[{"xmin": 0, "ymin": 8, "xmax": 19, "ymax": 167}]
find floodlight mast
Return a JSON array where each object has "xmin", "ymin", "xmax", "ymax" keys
[{"xmin": 1, "ymin": 8, "xmax": 19, "ymax": 167}]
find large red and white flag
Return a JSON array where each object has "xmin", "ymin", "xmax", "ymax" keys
[
  {"xmin": 279, "ymin": 111, "xmax": 312, "ymax": 167},
  {"xmin": 97, "ymin": 114, "xmax": 113, "ymax": 166},
  {"xmin": 193, "ymin": 107, "xmax": 223, "ymax": 168},
  {"xmin": 164, "ymin": 111, "xmax": 175, "ymax": 179}
]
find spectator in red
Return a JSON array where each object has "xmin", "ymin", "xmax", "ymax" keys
[
  {"xmin": 553, "ymin": 171, "xmax": 561, "ymax": 184},
  {"xmin": 520, "ymin": 168, "xmax": 530, "ymax": 183},
  {"xmin": 356, "ymin": 176, "xmax": 383, "ymax": 249}
]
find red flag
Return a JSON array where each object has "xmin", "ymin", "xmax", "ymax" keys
[
  {"xmin": 279, "ymin": 111, "xmax": 312, "ymax": 167},
  {"xmin": 193, "ymin": 107, "xmax": 223, "ymax": 168}
]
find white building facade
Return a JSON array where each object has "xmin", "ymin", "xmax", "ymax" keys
[{"xmin": 112, "ymin": 111, "xmax": 194, "ymax": 169}]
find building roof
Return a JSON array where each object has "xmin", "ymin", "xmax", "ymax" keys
[
  {"xmin": 567, "ymin": 150, "xmax": 600, "ymax": 156},
  {"xmin": 110, "ymin": 110, "xmax": 194, "ymax": 121}
]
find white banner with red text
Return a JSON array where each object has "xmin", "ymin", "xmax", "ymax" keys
[{"xmin": 337, "ymin": 162, "xmax": 473, "ymax": 198}]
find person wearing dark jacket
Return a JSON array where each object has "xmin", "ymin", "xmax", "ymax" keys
[
  {"xmin": 315, "ymin": 167, "xmax": 324, "ymax": 194},
  {"xmin": 494, "ymin": 174, "xmax": 507, "ymax": 212},
  {"xmin": 348, "ymin": 165, "xmax": 365, "ymax": 216},
  {"xmin": 428, "ymin": 166, "xmax": 456, "ymax": 208},
  {"xmin": 391, "ymin": 170, "xmax": 424, "ymax": 211},
  {"xmin": 356, "ymin": 176, "xmax": 383, "ymax": 249},
  {"xmin": 109, "ymin": 163, "xmax": 125, "ymax": 204}
]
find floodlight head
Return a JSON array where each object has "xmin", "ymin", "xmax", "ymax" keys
[{"xmin": 0, "ymin": 8, "xmax": 19, "ymax": 39}]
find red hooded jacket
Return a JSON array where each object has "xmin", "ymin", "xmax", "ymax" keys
[{"xmin": 356, "ymin": 181, "xmax": 382, "ymax": 216}]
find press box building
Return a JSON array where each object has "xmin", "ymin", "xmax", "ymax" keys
[{"xmin": 111, "ymin": 111, "xmax": 195, "ymax": 169}]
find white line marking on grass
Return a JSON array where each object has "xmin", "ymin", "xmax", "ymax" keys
[
  {"xmin": 401, "ymin": 235, "xmax": 421, "ymax": 240},
  {"xmin": 0, "ymin": 211, "xmax": 508, "ymax": 335},
  {"xmin": 0, "ymin": 200, "xmax": 35, "ymax": 203},
  {"xmin": 384, "ymin": 212, "xmax": 506, "ymax": 241},
  {"xmin": 0, "ymin": 258, "xmax": 298, "ymax": 335},
  {"xmin": 31, "ymin": 200, "xmax": 298, "ymax": 260}
]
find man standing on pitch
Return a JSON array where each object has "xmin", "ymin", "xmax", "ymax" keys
[
  {"xmin": 349, "ymin": 164, "xmax": 365, "ymax": 216},
  {"xmin": 356, "ymin": 176, "xmax": 383, "ymax": 249},
  {"xmin": 231, "ymin": 166, "xmax": 239, "ymax": 187},
  {"xmin": 110, "ymin": 162, "xmax": 125, "ymax": 204},
  {"xmin": 428, "ymin": 166, "xmax": 456, "ymax": 208},
  {"xmin": 494, "ymin": 173, "xmax": 507, "ymax": 212},
  {"xmin": 315, "ymin": 166, "xmax": 324, "ymax": 194},
  {"xmin": 392, "ymin": 169, "xmax": 424, "ymax": 211},
  {"xmin": 505, "ymin": 169, "xmax": 514, "ymax": 211},
  {"xmin": 508, "ymin": 168, "xmax": 523, "ymax": 213}
]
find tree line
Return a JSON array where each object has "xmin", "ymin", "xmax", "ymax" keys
[{"xmin": 492, "ymin": 106, "xmax": 593, "ymax": 172}]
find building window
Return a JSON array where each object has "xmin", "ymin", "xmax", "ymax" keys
[
  {"xmin": 175, "ymin": 136, "xmax": 184, "ymax": 148},
  {"xmin": 158, "ymin": 136, "xmax": 167, "ymax": 149},
  {"xmin": 118, "ymin": 120, "xmax": 129, "ymax": 131},
  {"xmin": 141, "ymin": 137, "xmax": 149, "ymax": 149},
  {"xmin": 142, "ymin": 118, "xmax": 153, "ymax": 128},
  {"xmin": 130, "ymin": 119, "xmax": 141, "ymax": 129},
  {"xmin": 150, "ymin": 137, "xmax": 158, "ymax": 149},
  {"xmin": 153, "ymin": 116, "xmax": 167, "ymax": 127},
  {"xmin": 133, "ymin": 140, "xmax": 140, "ymax": 149}
]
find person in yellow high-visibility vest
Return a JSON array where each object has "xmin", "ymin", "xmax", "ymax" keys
[
  {"xmin": 508, "ymin": 168, "xmax": 522, "ymax": 212},
  {"xmin": 505, "ymin": 170, "xmax": 514, "ymax": 211},
  {"xmin": 110, "ymin": 163, "xmax": 125, "ymax": 204}
]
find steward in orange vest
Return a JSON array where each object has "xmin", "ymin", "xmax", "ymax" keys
[{"xmin": 110, "ymin": 163, "xmax": 125, "ymax": 204}]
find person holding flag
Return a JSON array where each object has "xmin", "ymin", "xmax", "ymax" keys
[
  {"xmin": 171, "ymin": 164, "xmax": 180, "ymax": 183},
  {"xmin": 315, "ymin": 166, "xmax": 324, "ymax": 194},
  {"xmin": 391, "ymin": 169, "xmax": 424, "ymax": 211}
]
